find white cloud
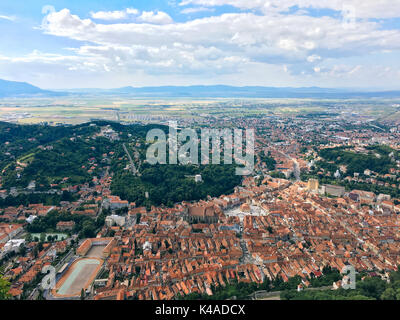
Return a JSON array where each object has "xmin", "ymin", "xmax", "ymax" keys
[
  {"xmin": 138, "ymin": 11, "xmax": 173, "ymax": 25},
  {"xmin": 307, "ymin": 54, "xmax": 321, "ymax": 63},
  {"xmin": 180, "ymin": 7, "xmax": 215, "ymax": 14},
  {"xmin": 90, "ymin": 8, "xmax": 172, "ymax": 24},
  {"xmin": 42, "ymin": 9, "xmax": 400, "ymax": 63},
  {"xmin": 90, "ymin": 8, "xmax": 138, "ymax": 20},
  {"xmin": 3, "ymin": 5, "xmax": 400, "ymax": 89},
  {"xmin": 34, "ymin": 8, "xmax": 400, "ymax": 83},
  {"xmin": 179, "ymin": 0, "xmax": 400, "ymax": 19},
  {"xmin": 126, "ymin": 8, "xmax": 140, "ymax": 15},
  {"xmin": 36, "ymin": 8, "xmax": 400, "ymax": 88},
  {"xmin": 0, "ymin": 14, "xmax": 16, "ymax": 21}
]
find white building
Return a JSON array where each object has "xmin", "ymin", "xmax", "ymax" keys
[
  {"xmin": 105, "ymin": 215, "xmax": 126, "ymax": 227},
  {"xmin": 27, "ymin": 181, "xmax": 36, "ymax": 190},
  {"xmin": 26, "ymin": 215, "xmax": 38, "ymax": 224},
  {"xmin": 0, "ymin": 239, "xmax": 25, "ymax": 259},
  {"xmin": 143, "ymin": 241, "xmax": 152, "ymax": 251},
  {"xmin": 103, "ymin": 196, "xmax": 129, "ymax": 210}
]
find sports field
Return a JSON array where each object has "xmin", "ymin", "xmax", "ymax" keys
[{"xmin": 53, "ymin": 257, "xmax": 102, "ymax": 298}]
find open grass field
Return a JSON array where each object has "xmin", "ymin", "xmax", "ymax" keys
[{"xmin": 31, "ymin": 233, "xmax": 68, "ymax": 242}]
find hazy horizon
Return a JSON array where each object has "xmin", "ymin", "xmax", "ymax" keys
[{"xmin": 2, "ymin": 78, "xmax": 400, "ymax": 93}]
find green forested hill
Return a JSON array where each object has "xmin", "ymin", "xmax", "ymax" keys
[
  {"xmin": 318, "ymin": 145, "xmax": 398, "ymax": 175},
  {"xmin": 1, "ymin": 121, "xmax": 242, "ymax": 207}
]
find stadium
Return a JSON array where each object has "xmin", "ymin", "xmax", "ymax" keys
[{"xmin": 51, "ymin": 238, "xmax": 115, "ymax": 299}]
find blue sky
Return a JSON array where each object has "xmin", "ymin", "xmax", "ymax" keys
[{"xmin": 0, "ymin": 0, "xmax": 399, "ymax": 89}]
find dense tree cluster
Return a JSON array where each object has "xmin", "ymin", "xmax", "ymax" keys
[
  {"xmin": 0, "ymin": 121, "xmax": 169, "ymax": 192},
  {"xmin": 281, "ymin": 267, "xmax": 400, "ymax": 300},
  {"xmin": 319, "ymin": 146, "xmax": 396, "ymax": 176},
  {"xmin": 26, "ymin": 210, "xmax": 107, "ymax": 239},
  {"xmin": 2, "ymin": 137, "xmax": 112, "ymax": 189},
  {"xmin": 0, "ymin": 274, "xmax": 11, "ymax": 300},
  {"xmin": 111, "ymin": 163, "xmax": 241, "ymax": 207},
  {"xmin": 0, "ymin": 191, "xmax": 77, "ymax": 209},
  {"xmin": 259, "ymin": 150, "xmax": 277, "ymax": 171},
  {"xmin": 0, "ymin": 121, "xmax": 98, "ymax": 172}
]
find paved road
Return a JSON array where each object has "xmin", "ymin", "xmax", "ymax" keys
[
  {"xmin": 122, "ymin": 143, "xmax": 138, "ymax": 175},
  {"xmin": 292, "ymin": 158, "xmax": 300, "ymax": 181}
]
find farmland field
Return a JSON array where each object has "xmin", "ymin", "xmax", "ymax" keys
[{"xmin": 1, "ymin": 96, "xmax": 400, "ymax": 125}]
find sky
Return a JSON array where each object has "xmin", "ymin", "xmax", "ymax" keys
[{"xmin": 0, "ymin": 0, "xmax": 400, "ymax": 89}]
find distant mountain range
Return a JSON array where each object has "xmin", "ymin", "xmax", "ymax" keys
[
  {"xmin": 0, "ymin": 79, "xmax": 63, "ymax": 98},
  {"xmin": 95, "ymin": 85, "xmax": 400, "ymax": 99},
  {"xmin": 57, "ymin": 85, "xmax": 400, "ymax": 99},
  {"xmin": 1, "ymin": 79, "xmax": 400, "ymax": 99}
]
